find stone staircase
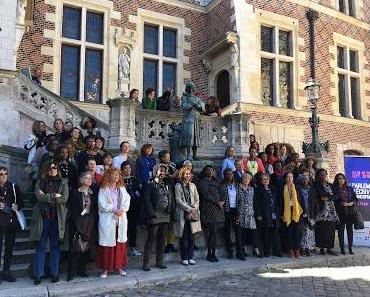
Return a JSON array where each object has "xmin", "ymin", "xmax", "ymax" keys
[{"xmin": 6, "ymin": 192, "xmax": 35, "ymax": 277}]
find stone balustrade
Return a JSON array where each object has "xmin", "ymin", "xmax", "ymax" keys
[
  {"xmin": 107, "ymin": 97, "xmax": 251, "ymax": 157},
  {"xmin": 13, "ymin": 74, "xmax": 110, "ymax": 141}
]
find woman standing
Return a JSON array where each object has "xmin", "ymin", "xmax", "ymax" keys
[
  {"xmin": 221, "ymin": 146, "xmax": 237, "ymax": 179},
  {"xmin": 67, "ymin": 127, "xmax": 85, "ymax": 159},
  {"xmin": 333, "ymin": 173, "xmax": 357, "ymax": 255},
  {"xmin": 280, "ymin": 172, "xmax": 303, "ymax": 258},
  {"xmin": 221, "ymin": 169, "xmax": 244, "ymax": 260},
  {"xmin": 279, "ymin": 145, "xmax": 289, "ymax": 166},
  {"xmin": 174, "ymin": 167, "xmax": 202, "ymax": 266},
  {"xmin": 135, "ymin": 144, "xmax": 156, "ymax": 190},
  {"xmin": 96, "ymin": 168, "xmax": 130, "ymax": 278},
  {"xmin": 254, "ymin": 174, "xmax": 281, "ymax": 257},
  {"xmin": 142, "ymin": 164, "xmax": 173, "ymax": 271},
  {"xmin": 296, "ymin": 173, "xmax": 318, "ymax": 256},
  {"xmin": 265, "ymin": 144, "xmax": 279, "ymax": 166},
  {"xmin": 242, "ymin": 148, "xmax": 265, "ymax": 177},
  {"xmin": 303, "ymin": 157, "xmax": 318, "ymax": 183},
  {"xmin": 270, "ymin": 161, "xmax": 284, "ymax": 189},
  {"xmin": 53, "ymin": 119, "xmax": 68, "ymax": 144},
  {"xmin": 259, "ymin": 152, "xmax": 273, "ymax": 175},
  {"xmin": 56, "ymin": 145, "xmax": 78, "ymax": 189},
  {"xmin": 31, "ymin": 161, "xmax": 68, "ymax": 285},
  {"xmin": 96, "ymin": 152, "xmax": 113, "ymax": 176},
  {"xmin": 24, "ymin": 120, "xmax": 48, "ymax": 180},
  {"xmin": 198, "ymin": 166, "xmax": 224, "ymax": 262},
  {"xmin": 67, "ymin": 172, "xmax": 98, "ymax": 281},
  {"xmin": 313, "ymin": 169, "xmax": 339, "ymax": 256},
  {"xmin": 0, "ymin": 166, "xmax": 24, "ymax": 282},
  {"xmin": 236, "ymin": 172, "xmax": 260, "ymax": 257}
]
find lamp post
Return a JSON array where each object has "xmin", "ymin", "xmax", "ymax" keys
[{"xmin": 302, "ymin": 78, "xmax": 330, "ymax": 156}]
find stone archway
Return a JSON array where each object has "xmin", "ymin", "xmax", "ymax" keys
[{"xmin": 216, "ymin": 70, "xmax": 230, "ymax": 109}]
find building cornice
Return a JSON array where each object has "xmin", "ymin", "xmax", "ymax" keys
[
  {"xmin": 288, "ymin": 0, "xmax": 370, "ymax": 31},
  {"xmin": 154, "ymin": 0, "xmax": 223, "ymax": 13},
  {"xmin": 224, "ymin": 102, "xmax": 370, "ymax": 128}
]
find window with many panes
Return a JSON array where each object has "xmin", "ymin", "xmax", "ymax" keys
[
  {"xmin": 338, "ymin": 0, "xmax": 356, "ymax": 17},
  {"xmin": 60, "ymin": 6, "xmax": 104, "ymax": 103},
  {"xmin": 337, "ymin": 46, "xmax": 361, "ymax": 119},
  {"xmin": 260, "ymin": 25, "xmax": 294, "ymax": 108},
  {"xmin": 143, "ymin": 24, "xmax": 178, "ymax": 96}
]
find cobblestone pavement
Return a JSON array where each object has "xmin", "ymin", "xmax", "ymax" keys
[{"xmin": 101, "ymin": 259, "xmax": 370, "ymax": 297}]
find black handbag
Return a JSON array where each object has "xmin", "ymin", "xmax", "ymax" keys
[
  {"xmin": 354, "ymin": 206, "xmax": 364, "ymax": 230},
  {"xmin": 72, "ymin": 232, "xmax": 89, "ymax": 253}
]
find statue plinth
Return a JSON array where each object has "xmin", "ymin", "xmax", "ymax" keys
[{"xmin": 106, "ymin": 97, "xmax": 137, "ymax": 150}]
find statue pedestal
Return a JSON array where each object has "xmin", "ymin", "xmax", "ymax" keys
[
  {"xmin": 106, "ymin": 97, "xmax": 137, "ymax": 150},
  {"xmin": 118, "ymin": 78, "xmax": 130, "ymax": 97}
]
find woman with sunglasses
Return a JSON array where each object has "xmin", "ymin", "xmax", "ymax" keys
[
  {"xmin": 31, "ymin": 161, "xmax": 68, "ymax": 285},
  {"xmin": 333, "ymin": 173, "xmax": 358, "ymax": 255}
]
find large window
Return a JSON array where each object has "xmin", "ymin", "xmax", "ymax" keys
[
  {"xmin": 143, "ymin": 24, "xmax": 178, "ymax": 96},
  {"xmin": 260, "ymin": 25, "xmax": 294, "ymax": 108},
  {"xmin": 338, "ymin": 0, "xmax": 356, "ymax": 17},
  {"xmin": 337, "ymin": 46, "xmax": 361, "ymax": 119},
  {"xmin": 60, "ymin": 6, "xmax": 104, "ymax": 103}
]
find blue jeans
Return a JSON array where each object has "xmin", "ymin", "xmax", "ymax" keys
[{"xmin": 34, "ymin": 218, "xmax": 60, "ymax": 278}]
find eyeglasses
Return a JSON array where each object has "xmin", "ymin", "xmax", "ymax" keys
[
  {"xmin": 0, "ymin": 173, "xmax": 8, "ymax": 176},
  {"xmin": 49, "ymin": 166, "xmax": 58, "ymax": 170}
]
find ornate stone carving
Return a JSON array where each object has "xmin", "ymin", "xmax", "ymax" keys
[
  {"xmin": 202, "ymin": 57, "xmax": 212, "ymax": 73},
  {"xmin": 118, "ymin": 47, "xmax": 131, "ymax": 96},
  {"xmin": 16, "ymin": 0, "xmax": 27, "ymax": 25}
]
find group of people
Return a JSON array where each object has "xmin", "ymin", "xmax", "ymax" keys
[
  {"xmin": 133, "ymin": 87, "xmax": 221, "ymax": 116},
  {"xmin": 0, "ymin": 120, "xmax": 359, "ymax": 286}
]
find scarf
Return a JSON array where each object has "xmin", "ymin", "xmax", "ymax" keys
[{"xmin": 283, "ymin": 184, "xmax": 302, "ymax": 226}]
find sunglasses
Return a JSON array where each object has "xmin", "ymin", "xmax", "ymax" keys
[{"xmin": 49, "ymin": 166, "xmax": 58, "ymax": 170}]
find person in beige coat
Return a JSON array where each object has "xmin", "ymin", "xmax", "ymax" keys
[{"xmin": 174, "ymin": 167, "xmax": 202, "ymax": 266}]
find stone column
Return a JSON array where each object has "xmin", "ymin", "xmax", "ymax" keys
[
  {"xmin": 106, "ymin": 97, "xmax": 137, "ymax": 150},
  {"xmin": 229, "ymin": 106, "xmax": 251, "ymax": 156}
]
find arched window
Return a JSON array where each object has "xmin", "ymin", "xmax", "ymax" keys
[
  {"xmin": 216, "ymin": 70, "xmax": 230, "ymax": 109},
  {"xmin": 343, "ymin": 150, "xmax": 363, "ymax": 156}
]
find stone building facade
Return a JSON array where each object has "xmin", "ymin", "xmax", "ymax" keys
[{"xmin": 10, "ymin": 0, "xmax": 370, "ymax": 177}]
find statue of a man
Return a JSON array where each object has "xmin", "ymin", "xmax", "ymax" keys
[{"xmin": 179, "ymin": 81, "xmax": 206, "ymax": 160}]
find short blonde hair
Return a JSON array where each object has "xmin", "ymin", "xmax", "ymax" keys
[{"xmin": 178, "ymin": 167, "xmax": 192, "ymax": 182}]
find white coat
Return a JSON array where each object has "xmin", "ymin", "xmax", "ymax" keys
[{"xmin": 98, "ymin": 186, "xmax": 130, "ymax": 247}]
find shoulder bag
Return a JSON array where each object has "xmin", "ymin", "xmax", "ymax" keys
[{"xmin": 12, "ymin": 184, "xmax": 27, "ymax": 230}]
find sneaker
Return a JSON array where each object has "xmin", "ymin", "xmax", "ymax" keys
[
  {"xmin": 100, "ymin": 271, "xmax": 108, "ymax": 278},
  {"xmin": 181, "ymin": 260, "xmax": 189, "ymax": 266},
  {"xmin": 119, "ymin": 269, "xmax": 127, "ymax": 276},
  {"xmin": 131, "ymin": 249, "xmax": 142, "ymax": 256},
  {"xmin": 188, "ymin": 259, "xmax": 196, "ymax": 265},
  {"xmin": 2, "ymin": 271, "xmax": 16, "ymax": 282}
]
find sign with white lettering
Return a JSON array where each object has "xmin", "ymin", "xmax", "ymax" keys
[{"xmin": 344, "ymin": 156, "xmax": 370, "ymax": 246}]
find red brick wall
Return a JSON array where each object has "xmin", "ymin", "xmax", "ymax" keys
[
  {"xmin": 17, "ymin": 0, "xmax": 55, "ymax": 81},
  {"xmin": 247, "ymin": 0, "xmax": 370, "ymax": 115}
]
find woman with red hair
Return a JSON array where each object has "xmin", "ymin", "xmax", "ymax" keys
[{"xmin": 96, "ymin": 168, "xmax": 130, "ymax": 278}]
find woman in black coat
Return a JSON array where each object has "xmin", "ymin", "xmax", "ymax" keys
[
  {"xmin": 332, "ymin": 173, "xmax": 358, "ymax": 255},
  {"xmin": 198, "ymin": 165, "xmax": 224, "ymax": 262},
  {"xmin": 254, "ymin": 173, "xmax": 282, "ymax": 257},
  {"xmin": 67, "ymin": 171, "xmax": 98, "ymax": 281},
  {"xmin": 0, "ymin": 166, "xmax": 24, "ymax": 282}
]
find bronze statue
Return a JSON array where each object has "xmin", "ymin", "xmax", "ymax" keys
[{"xmin": 179, "ymin": 82, "xmax": 205, "ymax": 160}]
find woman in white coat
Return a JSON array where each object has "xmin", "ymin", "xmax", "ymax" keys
[
  {"xmin": 174, "ymin": 167, "xmax": 202, "ymax": 266},
  {"xmin": 96, "ymin": 168, "xmax": 130, "ymax": 278}
]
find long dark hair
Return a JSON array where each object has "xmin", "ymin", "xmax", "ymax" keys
[
  {"xmin": 332, "ymin": 173, "xmax": 348, "ymax": 189},
  {"xmin": 315, "ymin": 168, "xmax": 328, "ymax": 184}
]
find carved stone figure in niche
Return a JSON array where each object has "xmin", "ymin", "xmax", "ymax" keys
[
  {"xmin": 118, "ymin": 47, "xmax": 130, "ymax": 95},
  {"xmin": 16, "ymin": 0, "xmax": 27, "ymax": 25},
  {"xmin": 179, "ymin": 81, "xmax": 205, "ymax": 161}
]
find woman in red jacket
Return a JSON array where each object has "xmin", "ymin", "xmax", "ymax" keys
[{"xmin": 242, "ymin": 148, "xmax": 265, "ymax": 177}]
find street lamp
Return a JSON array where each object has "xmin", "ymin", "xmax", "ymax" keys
[{"xmin": 302, "ymin": 78, "xmax": 330, "ymax": 156}]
